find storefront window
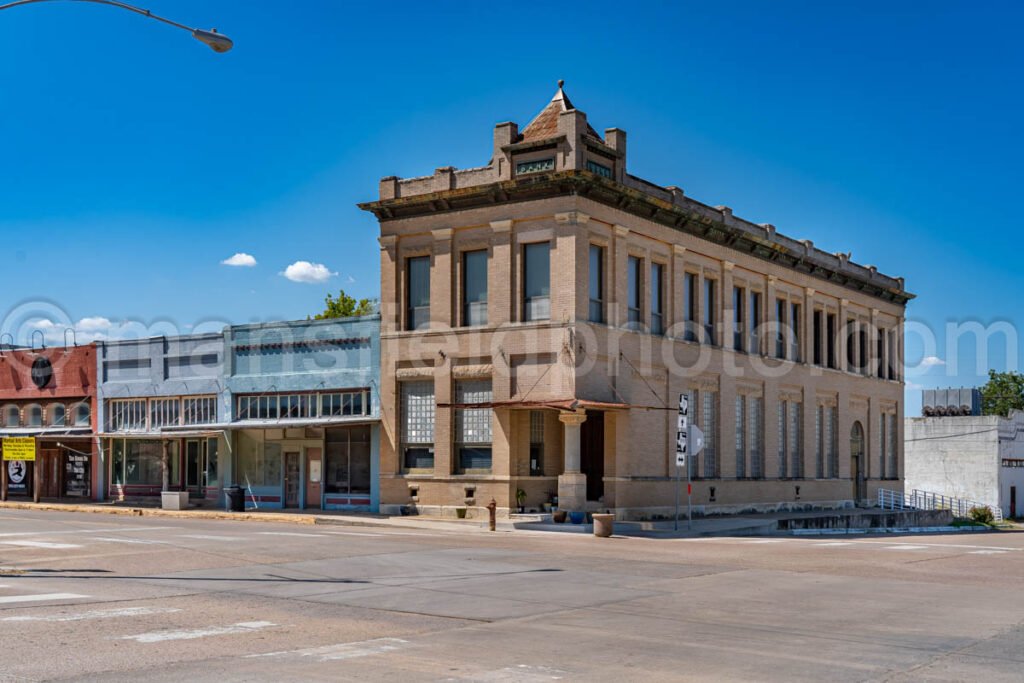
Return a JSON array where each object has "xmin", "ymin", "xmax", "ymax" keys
[
  {"xmin": 325, "ymin": 426, "xmax": 371, "ymax": 495},
  {"xmin": 125, "ymin": 440, "xmax": 164, "ymax": 485},
  {"xmin": 207, "ymin": 438, "xmax": 219, "ymax": 488},
  {"xmin": 111, "ymin": 439, "xmax": 125, "ymax": 486},
  {"xmin": 237, "ymin": 433, "xmax": 282, "ymax": 487}
]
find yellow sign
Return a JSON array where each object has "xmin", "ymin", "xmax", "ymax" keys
[{"xmin": 3, "ymin": 437, "xmax": 36, "ymax": 461}]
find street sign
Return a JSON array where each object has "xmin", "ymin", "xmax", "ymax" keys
[
  {"xmin": 689, "ymin": 425, "xmax": 705, "ymax": 456},
  {"xmin": 2, "ymin": 437, "xmax": 35, "ymax": 461},
  {"xmin": 675, "ymin": 394, "xmax": 689, "ymax": 466}
]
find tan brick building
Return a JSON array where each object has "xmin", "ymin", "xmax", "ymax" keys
[{"xmin": 359, "ymin": 83, "xmax": 912, "ymax": 519}]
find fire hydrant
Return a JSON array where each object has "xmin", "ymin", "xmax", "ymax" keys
[{"xmin": 487, "ymin": 498, "xmax": 497, "ymax": 531}]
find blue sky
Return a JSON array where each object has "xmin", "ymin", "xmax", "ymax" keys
[{"xmin": 0, "ymin": 0, "xmax": 1020, "ymax": 413}]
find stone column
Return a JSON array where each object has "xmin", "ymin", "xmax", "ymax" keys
[
  {"xmin": 557, "ymin": 410, "xmax": 588, "ymax": 512},
  {"xmin": 430, "ymin": 229, "xmax": 453, "ymax": 329}
]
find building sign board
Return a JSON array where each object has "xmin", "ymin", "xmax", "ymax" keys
[{"xmin": 3, "ymin": 437, "xmax": 36, "ymax": 461}]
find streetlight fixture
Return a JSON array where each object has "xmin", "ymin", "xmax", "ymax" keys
[{"xmin": 0, "ymin": 0, "xmax": 233, "ymax": 52}]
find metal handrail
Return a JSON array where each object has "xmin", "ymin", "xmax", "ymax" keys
[{"xmin": 878, "ymin": 488, "xmax": 1003, "ymax": 522}]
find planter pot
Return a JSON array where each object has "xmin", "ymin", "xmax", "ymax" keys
[
  {"xmin": 552, "ymin": 510, "xmax": 568, "ymax": 524},
  {"xmin": 455, "ymin": 508, "xmax": 467, "ymax": 519},
  {"xmin": 569, "ymin": 511, "xmax": 586, "ymax": 525},
  {"xmin": 542, "ymin": 503, "xmax": 553, "ymax": 512},
  {"xmin": 592, "ymin": 513, "xmax": 614, "ymax": 538},
  {"xmin": 161, "ymin": 491, "xmax": 189, "ymax": 511}
]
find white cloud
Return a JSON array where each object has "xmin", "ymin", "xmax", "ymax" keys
[
  {"xmin": 221, "ymin": 252, "xmax": 257, "ymax": 267},
  {"xmin": 921, "ymin": 356, "xmax": 946, "ymax": 367},
  {"xmin": 281, "ymin": 261, "xmax": 336, "ymax": 284},
  {"xmin": 76, "ymin": 316, "xmax": 113, "ymax": 332},
  {"xmin": 905, "ymin": 381, "xmax": 925, "ymax": 391},
  {"xmin": 346, "ymin": 275, "xmax": 356, "ymax": 284}
]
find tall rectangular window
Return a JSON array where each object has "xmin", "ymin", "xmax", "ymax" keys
[
  {"xmin": 523, "ymin": 242, "xmax": 551, "ymax": 322},
  {"xmin": 735, "ymin": 396, "xmax": 746, "ymax": 479},
  {"xmin": 887, "ymin": 413, "xmax": 898, "ymax": 479},
  {"xmin": 775, "ymin": 299, "xmax": 787, "ymax": 359},
  {"xmin": 462, "ymin": 250, "xmax": 488, "ymax": 327},
  {"xmin": 887, "ymin": 329, "xmax": 897, "ymax": 380},
  {"xmin": 815, "ymin": 406, "xmax": 824, "ymax": 478},
  {"xmin": 790, "ymin": 303, "xmax": 802, "ymax": 362},
  {"xmin": 702, "ymin": 391, "xmax": 718, "ymax": 478},
  {"xmin": 789, "ymin": 402, "xmax": 803, "ymax": 479},
  {"xmin": 588, "ymin": 244, "xmax": 604, "ymax": 323},
  {"xmin": 813, "ymin": 310, "xmax": 823, "ymax": 366},
  {"xmin": 406, "ymin": 256, "xmax": 430, "ymax": 330},
  {"xmin": 401, "ymin": 381, "xmax": 435, "ymax": 470},
  {"xmin": 846, "ymin": 319, "xmax": 857, "ymax": 372},
  {"xmin": 827, "ymin": 406, "xmax": 839, "ymax": 478},
  {"xmin": 858, "ymin": 327, "xmax": 868, "ymax": 374},
  {"xmin": 651, "ymin": 262, "xmax": 664, "ymax": 335},
  {"xmin": 733, "ymin": 286, "xmax": 745, "ymax": 351},
  {"xmin": 880, "ymin": 415, "xmax": 888, "ymax": 480},
  {"xmin": 627, "ymin": 256, "xmax": 642, "ymax": 328},
  {"xmin": 529, "ymin": 411, "xmax": 544, "ymax": 476},
  {"xmin": 704, "ymin": 279, "xmax": 716, "ymax": 345},
  {"xmin": 876, "ymin": 329, "xmax": 886, "ymax": 378},
  {"xmin": 455, "ymin": 380, "xmax": 493, "ymax": 472},
  {"xmin": 749, "ymin": 396, "xmax": 764, "ymax": 479},
  {"xmin": 749, "ymin": 291, "xmax": 761, "ymax": 354},
  {"xmin": 778, "ymin": 402, "xmax": 788, "ymax": 479},
  {"xmin": 684, "ymin": 273, "xmax": 698, "ymax": 342},
  {"xmin": 827, "ymin": 313, "xmax": 837, "ymax": 369}
]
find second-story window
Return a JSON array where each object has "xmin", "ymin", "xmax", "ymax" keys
[
  {"xmin": 586, "ymin": 160, "xmax": 612, "ymax": 178},
  {"xmin": 733, "ymin": 286, "xmax": 745, "ymax": 351},
  {"xmin": 462, "ymin": 250, "xmax": 488, "ymax": 327},
  {"xmin": 588, "ymin": 244, "xmax": 604, "ymax": 323},
  {"xmin": 704, "ymin": 278, "xmax": 717, "ymax": 345},
  {"xmin": 651, "ymin": 262, "xmax": 664, "ymax": 335},
  {"xmin": 813, "ymin": 310, "xmax": 823, "ymax": 366},
  {"xmin": 790, "ymin": 302, "xmax": 802, "ymax": 362},
  {"xmin": 775, "ymin": 299, "xmax": 787, "ymax": 359},
  {"xmin": 627, "ymin": 256, "xmax": 641, "ymax": 328},
  {"xmin": 749, "ymin": 291, "xmax": 761, "ymax": 354},
  {"xmin": 406, "ymin": 256, "xmax": 430, "ymax": 331},
  {"xmin": 684, "ymin": 273, "xmax": 698, "ymax": 342},
  {"xmin": 523, "ymin": 242, "xmax": 551, "ymax": 322},
  {"xmin": 827, "ymin": 313, "xmax": 837, "ymax": 369}
]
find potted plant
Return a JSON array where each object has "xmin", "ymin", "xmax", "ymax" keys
[
  {"xmin": 455, "ymin": 507, "xmax": 468, "ymax": 519},
  {"xmin": 515, "ymin": 488, "xmax": 527, "ymax": 514}
]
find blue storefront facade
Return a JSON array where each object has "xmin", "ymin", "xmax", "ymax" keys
[
  {"xmin": 96, "ymin": 315, "xmax": 381, "ymax": 512},
  {"xmin": 97, "ymin": 333, "xmax": 231, "ymax": 505},
  {"xmin": 224, "ymin": 315, "xmax": 380, "ymax": 511}
]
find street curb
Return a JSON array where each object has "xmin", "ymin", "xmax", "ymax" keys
[
  {"xmin": 0, "ymin": 501, "xmax": 321, "ymax": 526},
  {"xmin": 788, "ymin": 526, "xmax": 996, "ymax": 536}
]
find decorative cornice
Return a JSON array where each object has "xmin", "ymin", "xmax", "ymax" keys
[
  {"xmin": 613, "ymin": 224, "xmax": 630, "ymax": 238},
  {"xmin": 358, "ymin": 171, "xmax": 912, "ymax": 305},
  {"xmin": 432, "ymin": 228, "xmax": 453, "ymax": 240},
  {"xmin": 490, "ymin": 219, "xmax": 513, "ymax": 232},
  {"xmin": 554, "ymin": 211, "xmax": 590, "ymax": 226}
]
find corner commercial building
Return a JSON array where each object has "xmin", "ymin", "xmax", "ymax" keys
[{"xmin": 360, "ymin": 84, "xmax": 912, "ymax": 518}]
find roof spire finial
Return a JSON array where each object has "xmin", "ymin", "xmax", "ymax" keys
[{"xmin": 558, "ymin": 79, "xmax": 565, "ymax": 89}]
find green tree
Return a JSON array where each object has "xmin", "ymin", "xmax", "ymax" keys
[
  {"xmin": 312, "ymin": 290, "xmax": 375, "ymax": 320},
  {"xmin": 980, "ymin": 369, "xmax": 1024, "ymax": 416}
]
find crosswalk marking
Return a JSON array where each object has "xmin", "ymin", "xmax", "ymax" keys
[
  {"xmin": 0, "ymin": 540, "xmax": 82, "ymax": 549},
  {"xmin": 247, "ymin": 637, "xmax": 409, "ymax": 662},
  {"xmin": 3, "ymin": 606, "xmax": 181, "ymax": 622},
  {"xmin": 0, "ymin": 593, "xmax": 89, "ymax": 605}
]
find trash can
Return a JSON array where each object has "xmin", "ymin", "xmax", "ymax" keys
[{"xmin": 225, "ymin": 486, "xmax": 245, "ymax": 512}]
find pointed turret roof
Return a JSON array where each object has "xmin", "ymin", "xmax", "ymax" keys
[{"xmin": 520, "ymin": 80, "xmax": 602, "ymax": 142}]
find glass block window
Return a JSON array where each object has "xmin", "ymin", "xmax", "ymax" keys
[
  {"xmin": 401, "ymin": 381, "xmax": 435, "ymax": 470},
  {"xmin": 734, "ymin": 396, "xmax": 746, "ymax": 479},
  {"xmin": 887, "ymin": 413, "xmax": 898, "ymax": 479},
  {"xmin": 183, "ymin": 396, "xmax": 217, "ymax": 425},
  {"xmin": 685, "ymin": 390, "xmax": 699, "ymax": 476},
  {"xmin": 702, "ymin": 391, "xmax": 718, "ymax": 478},
  {"xmin": 107, "ymin": 399, "xmax": 147, "ymax": 432},
  {"xmin": 530, "ymin": 410, "xmax": 544, "ymax": 443},
  {"xmin": 529, "ymin": 410, "xmax": 544, "ymax": 477},
  {"xmin": 455, "ymin": 380, "xmax": 493, "ymax": 472},
  {"xmin": 789, "ymin": 402, "xmax": 803, "ymax": 479},
  {"xmin": 825, "ymin": 406, "xmax": 839, "ymax": 478},
  {"xmin": 778, "ymin": 402, "xmax": 788, "ymax": 479},
  {"xmin": 516, "ymin": 158, "xmax": 554, "ymax": 175},
  {"xmin": 586, "ymin": 160, "xmax": 612, "ymax": 178},
  {"xmin": 749, "ymin": 396, "xmax": 764, "ymax": 479},
  {"xmin": 814, "ymin": 405, "xmax": 824, "ymax": 478}
]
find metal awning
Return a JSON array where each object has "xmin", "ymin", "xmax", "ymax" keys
[
  {"xmin": 0, "ymin": 428, "xmax": 93, "ymax": 438},
  {"xmin": 98, "ymin": 430, "xmax": 227, "ymax": 440},
  {"xmin": 228, "ymin": 416, "xmax": 380, "ymax": 429},
  {"xmin": 438, "ymin": 398, "xmax": 631, "ymax": 411}
]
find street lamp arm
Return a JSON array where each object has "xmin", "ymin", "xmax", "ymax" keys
[{"xmin": 0, "ymin": 0, "xmax": 232, "ymax": 52}]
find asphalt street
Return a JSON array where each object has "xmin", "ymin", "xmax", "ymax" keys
[{"xmin": 0, "ymin": 510, "xmax": 1022, "ymax": 682}]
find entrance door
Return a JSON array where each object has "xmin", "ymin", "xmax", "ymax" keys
[
  {"xmin": 305, "ymin": 448, "xmax": 322, "ymax": 509},
  {"xmin": 851, "ymin": 421, "xmax": 866, "ymax": 502},
  {"xmin": 284, "ymin": 452, "xmax": 300, "ymax": 508},
  {"xmin": 185, "ymin": 440, "xmax": 204, "ymax": 497},
  {"xmin": 39, "ymin": 449, "xmax": 61, "ymax": 499},
  {"xmin": 580, "ymin": 411, "xmax": 605, "ymax": 502}
]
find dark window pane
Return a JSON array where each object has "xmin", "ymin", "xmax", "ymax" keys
[
  {"xmin": 462, "ymin": 250, "xmax": 488, "ymax": 326},
  {"xmin": 407, "ymin": 256, "xmax": 430, "ymax": 330},
  {"xmin": 589, "ymin": 244, "xmax": 604, "ymax": 323},
  {"xmin": 523, "ymin": 242, "xmax": 550, "ymax": 321}
]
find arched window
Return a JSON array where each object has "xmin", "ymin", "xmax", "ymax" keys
[
  {"xmin": 48, "ymin": 404, "xmax": 66, "ymax": 427},
  {"xmin": 26, "ymin": 404, "xmax": 43, "ymax": 428},
  {"xmin": 3, "ymin": 405, "xmax": 20, "ymax": 428},
  {"xmin": 73, "ymin": 402, "xmax": 91, "ymax": 427}
]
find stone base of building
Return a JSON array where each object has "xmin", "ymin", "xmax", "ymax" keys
[
  {"xmin": 557, "ymin": 472, "xmax": 587, "ymax": 512},
  {"xmin": 613, "ymin": 499, "xmax": 856, "ymax": 521},
  {"xmin": 379, "ymin": 503, "xmax": 515, "ymax": 519}
]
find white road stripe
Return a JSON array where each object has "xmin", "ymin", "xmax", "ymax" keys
[
  {"xmin": 0, "ymin": 527, "xmax": 177, "ymax": 538},
  {"xmin": 884, "ymin": 544, "xmax": 928, "ymax": 551},
  {"xmin": 321, "ymin": 531, "xmax": 384, "ymax": 537},
  {"xmin": 119, "ymin": 621, "xmax": 276, "ymax": 643},
  {"xmin": 180, "ymin": 535, "xmax": 243, "ymax": 541},
  {"xmin": 94, "ymin": 537, "xmax": 162, "ymax": 545},
  {"xmin": 969, "ymin": 549, "xmax": 1008, "ymax": 555},
  {"xmin": 3, "ymin": 606, "xmax": 181, "ymax": 622},
  {"xmin": 0, "ymin": 593, "xmax": 89, "ymax": 604},
  {"xmin": 256, "ymin": 532, "xmax": 324, "ymax": 538},
  {"xmin": 248, "ymin": 637, "xmax": 409, "ymax": 661},
  {"xmin": 0, "ymin": 541, "xmax": 82, "ymax": 549},
  {"xmin": 814, "ymin": 542, "xmax": 856, "ymax": 547}
]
